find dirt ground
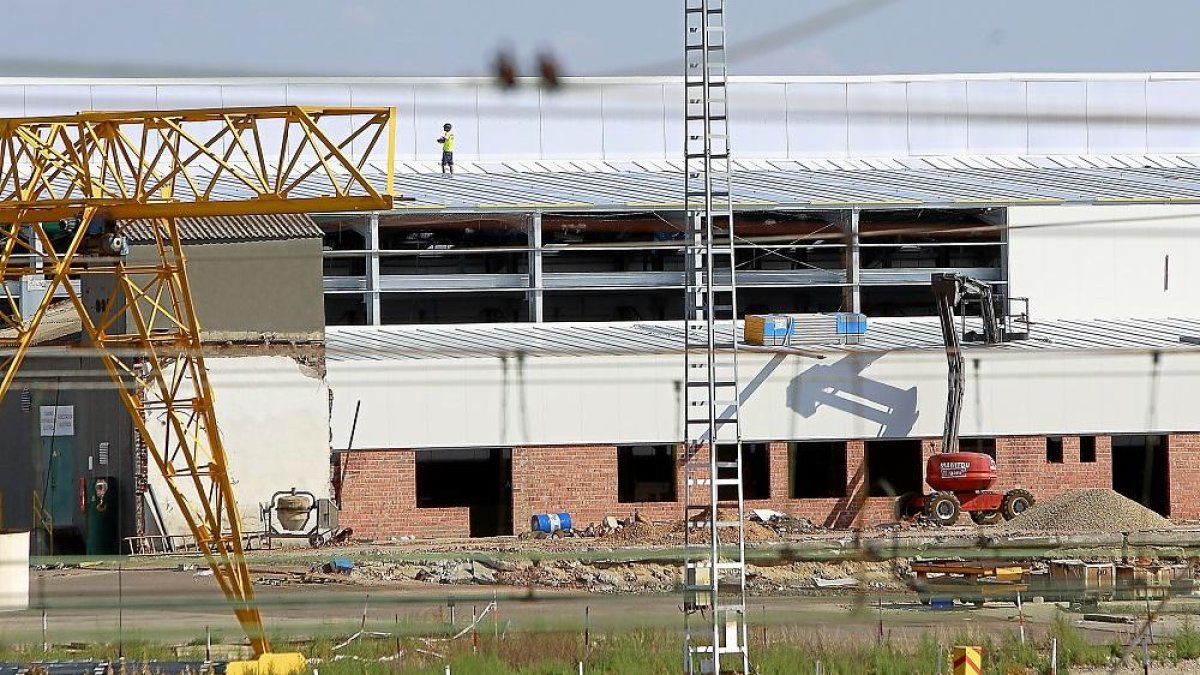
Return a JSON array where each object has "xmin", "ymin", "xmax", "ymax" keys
[{"xmin": 4, "ymin": 561, "xmax": 1194, "ymax": 650}]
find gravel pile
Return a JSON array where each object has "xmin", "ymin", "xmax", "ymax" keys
[{"xmin": 1001, "ymin": 488, "xmax": 1171, "ymax": 533}]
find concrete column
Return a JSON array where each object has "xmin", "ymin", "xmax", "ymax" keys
[
  {"xmin": 842, "ymin": 208, "xmax": 861, "ymax": 313},
  {"xmin": 527, "ymin": 212, "xmax": 543, "ymax": 322},
  {"xmin": 362, "ymin": 213, "xmax": 381, "ymax": 326}
]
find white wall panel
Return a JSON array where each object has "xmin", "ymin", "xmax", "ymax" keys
[
  {"xmin": 91, "ymin": 86, "xmax": 160, "ymax": 162},
  {"xmin": 966, "ymin": 80, "xmax": 1027, "ymax": 155},
  {"xmin": 1026, "ymin": 81, "xmax": 1087, "ymax": 154},
  {"xmin": 1008, "ymin": 205, "xmax": 1200, "ymax": 319},
  {"xmin": 349, "ymin": 84, "xmax": 418, "ymax": 162},
  {"xmin": 6, "ymin": 76, "xmax": 1199, "ymax": 166},
  {"xmin": 155, "ymin": 86, "xmax": 226, "ymax": 161},
  {"xmin": 91, "ymin": 85, "xmax": 157, "ymax": 112},
  {"xmin": 148, "ymin": 357, "xmax": 329, "ymax": 536},
  {"xmin": 328, "ymin": 347, "xmax": 1200, "ymax": 452},
  {"xmin": 413, "ymin": 86, "xmax": 479, "ymax": 161},
  {"xmin": 1086, "ymin": 80, "xmax": 1147, "ymax": 154},
  {"xmin": 906, "ymin": 80, "xmax": 968, "ymax": 155},
  {"xmin": 476, "ymin": 88, "xmax": 542, "ymax": 161},
  {"xmin": 728, "ymin": 83, "xmax": 787, "ymax": 158},
  {"xmin": 846, "ymin": 82, "xmax": 907, "ymax": 156},
  {"xmin": 286, "ymin": 84, "xmax": 356, "ymax": 165},
  {"xmin": 785, "ymin": 83, "xmax": 847, "ymax": 158},
  {"xmin": 663, "ymin": 83, "xmax": 684, "ymax": 159},
  {"xmin": 541, "ymin": 87, "xmax": 604, "ymax": 160},
  {"xmin": 221, "ymin": 85, "xmax": 289, "ymax": 167},
  {"xmin": 0, "ymin": 87, "xmax": 23, "ymax": 117},
  {"xmin": 1146, "ymin": 80, "xmax": 1200, "ymax": 154},
  {"xmin": 24, "ymin": 86, "xmax": 90, "ymax": 116},
  {"xmin": 600, "ymin": 84, "xmax": 665, "ymax": 160},
  {"xmin": 154, "ymin": 85, "xmax": 223, "ymax": 109}
]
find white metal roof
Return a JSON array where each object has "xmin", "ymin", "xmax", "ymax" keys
[
  {"xmin": 326, "ymin": 317, "xmax": 1200, "ymax": 361},
  {"xmin": 366, "ymin": 155, "xmax": 1200, "ymax": 212}
]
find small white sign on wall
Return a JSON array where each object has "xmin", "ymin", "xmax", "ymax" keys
[{"xmin": 39, "ymin": 405, "xmax": 74, "ymax": 437}]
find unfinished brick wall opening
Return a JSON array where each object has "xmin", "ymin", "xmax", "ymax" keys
[
  {"xmin": 865, "ymin": 440, "xmax": 923, "ymax": 497},
  {"xmin": 1046, "ymin": 436, "xmax": 1064, "ymax": 463},
  {"xmin": 789, "ymin": 441, "xmax": 847, "ymax": 498},
  {"xmin": 960, "ymin": 437, "xmax": 997, "ymax": 459},
  {"xmin": 1111, "ymin": 435, "xmax": 1169, "ymax": 516},
  {"xmin": 415, "ymin": 448, "xmax": 513, "ymax": 537},
  {"xmin": 617, "ymin": 445, "xmax": 676, "ymax": 503},
  {"xmin": 717, "ymin": 443, "xmax": 770, "ymax": 501},
  {"xmin": 1080, "ymin": 436, "xmax": 1097, "ymax": 463}
]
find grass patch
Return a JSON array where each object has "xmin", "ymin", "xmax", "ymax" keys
[{"xmin": 0, "ymin": 615, "xmax": 1140, "ymax": 674}]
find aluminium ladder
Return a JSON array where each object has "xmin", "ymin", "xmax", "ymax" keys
[{"xmin": 681, "ymin": 0, "xmax": 749, "ymax": 673}]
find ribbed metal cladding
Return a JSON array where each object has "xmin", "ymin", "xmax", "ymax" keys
[{"xmin": 121, "ymin": 214, "xmax": 322, "ymax": 244}]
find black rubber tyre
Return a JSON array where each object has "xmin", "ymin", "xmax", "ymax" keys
[
  {"xmin": 970, "ymin": 510, "xmax": 1003, "ymax": 526},
  {"xmin": 923, "ymin": 491, "xmax": 961, "ymax": 527},
  {"xmin": 1001, "ymin": 489, "xmax": 1035, "ymax": 520},
  {"xmin": 894, "ymin": 492, "xmax": 920, "ymax": 521}
]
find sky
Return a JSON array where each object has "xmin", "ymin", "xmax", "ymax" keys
[{"xmin": 1, "ymin": 0, "xmax": 1199, "ymax": 78}]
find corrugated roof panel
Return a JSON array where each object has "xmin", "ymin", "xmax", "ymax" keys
[
  {"xmin": 326, "ymin": 317, "xmax": 1200, "ymax": 362},
  {"xmin": 187, "ymin": 154, "xmax": 1200, "ymax": 213},
  {"xmin": 122, "ymin": 214, "xmax": 322, "ymax": 244}
]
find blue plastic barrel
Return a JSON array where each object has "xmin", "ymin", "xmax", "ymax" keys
[{"xmin": 530, "ymin": 512, "xmax": 573, "ymax": 533}]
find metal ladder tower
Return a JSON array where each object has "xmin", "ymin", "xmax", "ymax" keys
[{"xmin": 681, "ymin": 0, "xmax": 749, "ymax": 673}]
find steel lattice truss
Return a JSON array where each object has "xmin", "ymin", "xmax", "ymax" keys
[
  {"xmin": 0, "ymin": 106, "xmax": 396, "ymax": 657},
  {"xmin": 0, "ymin": 106, "xmax": 394, "ymax": 222}
]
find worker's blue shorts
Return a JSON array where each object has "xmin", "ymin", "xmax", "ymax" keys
[{"xmin": 441, "ymin": 151, "xmax": 454, "ymax": 166}]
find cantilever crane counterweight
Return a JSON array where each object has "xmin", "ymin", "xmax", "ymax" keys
[{"xmin": 0, "ymin": 106, "xmax": 396, "ymax": 661}]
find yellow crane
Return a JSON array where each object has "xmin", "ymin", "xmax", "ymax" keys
[{"xmin": 0, "ymin": 105, "xmax": 396, "ymax": 668}]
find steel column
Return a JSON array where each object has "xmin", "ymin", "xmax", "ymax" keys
[
  {"xmin": 843, "ymin": 208, "xmax": 861, "ymax": 313},
  {"xmin": 364, "ymin": 213, "xmax": 381, "ymax": 326},
  {"xmin": 527, "ymin": 212, "xmax": 544, "ymax": 322}
]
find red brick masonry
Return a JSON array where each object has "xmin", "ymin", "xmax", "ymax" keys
[{"xmin": 336, "ymin": 433, "xmax": 1200, "ymax": 539}]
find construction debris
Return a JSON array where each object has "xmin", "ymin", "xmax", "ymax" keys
[{"xmin": 1001, "ymin": 489, "xmax": 1171, "ymax": 533}]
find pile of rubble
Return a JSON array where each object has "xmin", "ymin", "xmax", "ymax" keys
[{"xmin": 348, "ymin": 556, "xmax": 906, "ymax": 595}]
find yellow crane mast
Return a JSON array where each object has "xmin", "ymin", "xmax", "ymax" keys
[{"xmin": 0, "ymin": 106, "xmax": 396, "ymax": 663}]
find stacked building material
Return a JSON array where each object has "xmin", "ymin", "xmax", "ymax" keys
[{"xmin": 744, "ymin": 312, "xmax": 868, "ymax": 346}]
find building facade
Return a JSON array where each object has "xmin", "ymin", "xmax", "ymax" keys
[
  {"xmin": 4, "ymin": 74, "xmax": 1199, "ymax": 542},
  {"xmin": 326, "ymin": 318, "xmax": 1200, "ymax": 538}
]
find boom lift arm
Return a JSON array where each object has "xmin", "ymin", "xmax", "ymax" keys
[
  {"xmin": 930, "ymin": 273, "xmax": 1000, "ymax": 455},
  {"xmin": 0, "ymin": 106, "xmax": 396, "ymax": 658}
]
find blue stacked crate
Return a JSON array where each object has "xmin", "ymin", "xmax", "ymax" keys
[{"xmin": 831, "ymin": 312, "xmax": 868, "ymax": 345}]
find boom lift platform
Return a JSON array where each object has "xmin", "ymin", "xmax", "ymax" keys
[{"xmin": 895, "ymin": 273, "xmax": 1035, "ymax": 527}]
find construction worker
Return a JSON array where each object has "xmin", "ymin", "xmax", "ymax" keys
[{"xmin": 437, "ymin": 123, "xmax": 455, "ymax": 175}]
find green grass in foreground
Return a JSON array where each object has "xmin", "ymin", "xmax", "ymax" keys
[{"xmin": 7, "ymin": 613, "xmax": 1200, "ymax": 674}]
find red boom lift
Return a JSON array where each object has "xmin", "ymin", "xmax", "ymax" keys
[{"xmin": 896, "ymin": 273, "xmax": 1034, "ymax": 526}]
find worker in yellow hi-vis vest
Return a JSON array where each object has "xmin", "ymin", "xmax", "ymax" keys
[{"xmin": 437, "ymin": 123, "xmax": 455, "ymax": 175}]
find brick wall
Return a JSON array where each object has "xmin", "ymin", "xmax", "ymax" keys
[
  {"xmin": 335, "ymin": 434, "xmax": 1200, "ymax": 539},
  {"xmin": 1169, "ymin": 434, "xmax": 1200, "ymax": 520},
  {"xmin": 334, "ymin": 450, "xmax": 470, "ymax": 539},
  {"xmin": 992, "ymin": 435, "xmax": 1111, "ymax": 500}
]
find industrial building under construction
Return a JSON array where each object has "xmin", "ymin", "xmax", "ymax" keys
[{"xmin": 0, "ymin": 72, "xmax": 1199, "ymax": 549}]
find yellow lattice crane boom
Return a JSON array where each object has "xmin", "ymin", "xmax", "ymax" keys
[{"xmin": 0, "ymin": 106, "xmax": 396, "ymax": 664}]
